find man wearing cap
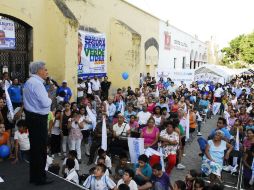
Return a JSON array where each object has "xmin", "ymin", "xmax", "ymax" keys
[
  {"xmin": 23, "ymin": 61, "xmax": 53, "ymax": 185},
  {"xmin": 56, "ymin": 80, "xmax": 72, "ymax": 102}
]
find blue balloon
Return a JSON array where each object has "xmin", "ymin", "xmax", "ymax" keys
[
  {"xmin": 122, "ymin": 72, "xmax": 129, "ymax": 80},
  {"xmin": 0, "ymin": 145, "xmax": 10, "ymax": 158}
]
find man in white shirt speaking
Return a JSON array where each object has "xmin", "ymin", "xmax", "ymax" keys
[{"xmin": 23, "ymin": 61, "xmax": 52, "ymax": 186}]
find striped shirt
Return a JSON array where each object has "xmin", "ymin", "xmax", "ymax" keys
[{"xmin": 83, "ymin": 175, "xmax": 116, "ymax": 190}]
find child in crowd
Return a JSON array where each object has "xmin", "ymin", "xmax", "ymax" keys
[
  {"xmin": 0, "ymin": 123, "xmax": 9, "ymax": 161},
  {"xmin": 49, "ymin": 110, "xmax": 62, "ymax": 157},
  {"xmin": 185, "ymin": 169, "xmax": 199, "ymax": 190},
  {"xmin": 65, "ymin": 158, "xmax": 79, "ymax": 185},
  {"xmin": 83, "ymin": 163, "xmax": 116, "ymax": 190},
  {"xmin": 114, "ymin": 153, "xmax": 130, "ymax": 182},
  {"xmin": 96, "ymin": 156, "xmax": 111, "ymax": 176},
  {"xmin": 117, "ymin": 169, "xmax": 138, "ymax": 190},
  {"xmin": 0, "ymin": 123, "xmax": 8, "ymax": 146},
  {"xmin": 12, "ymin": 119, "xmax": 30, "ymax": 163},
  {"xmin": 62, "ymin": 150, "xmax": 79, "ymax": 177},
  {"xmin": 245, "ymin": 118, "xmax": 254, "ymax": 131},
  {"xmin": 68, "ymin": 111, "xmax": 84, "ymax": 163},
  {"xmin": 118, "ymin": 184, "xmax": 130, "ymax": 190},
  {"xmin": 173, "ymin": 180, "xmax": 186, "ymax": 190},
  {"xmin": 133, "ymin": 154, "xmax": 152, "ymax": 186},
  {"xmin": 194, "ymin": 107, "xmax": 203, "ymax": 136},
  {"xmin": 95, "ymin": 148, "xmax": 112, "ymax": 169},
  {"xmin": 193, "ymin": 178, "xmax": 206, "ymax": 190}
]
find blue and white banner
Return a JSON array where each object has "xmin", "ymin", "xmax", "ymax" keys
[
  {"xmin": 128, "ymin": 137, "xmax": 144, "ymax": 164},
  {"xmin": 157, "ymin": 69, "xmax": 194, "ymax": 86},
  {"xmin": 0, "ymin": 19, "xmax": 15, "ymax": 49},
  {"xmin": 78, "ymin": 31, "xmax": 107, "ymax": 79}
]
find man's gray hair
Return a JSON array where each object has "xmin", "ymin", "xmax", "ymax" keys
[{"xmin": 29, "ymin": 61, "xmax": 46, "ymax": 74}]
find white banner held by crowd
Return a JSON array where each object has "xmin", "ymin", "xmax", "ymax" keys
[
  {"xmin": 86, "ymin": 106, "xmax": 96, "ymax": 131},
  {"xmin": 128, "ymin": 138, "xmax": 144, "ymax": 164},
  {"xmin": 157, "ymin": 69, "xmax": 194, "ymax": 86},
  {"xmin": 5, "ymin": 85, "xmax": 14, "ymax": 120},
  {"xmin": 185, "ymin": 110, "xmax": 190, "ymax": 140}
]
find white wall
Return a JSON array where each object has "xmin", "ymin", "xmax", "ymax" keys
[{"xmin": 158, "ymin": 21, "xmax": 207, "ymax": 75}]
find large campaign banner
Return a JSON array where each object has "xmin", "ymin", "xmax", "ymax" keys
[
  {"xmin": 157, "ymin": 69, "xmax": 194, "ymax": 86},
  {"xmin": 0, "ymin": 19, "xmax": 15, "ymax": 49},
  {"xmin": 78, "ymin": 31, "xmax": 107, "ymax": 79}
]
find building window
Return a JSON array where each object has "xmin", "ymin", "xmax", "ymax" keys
[
  {"xmin": 182, "ymin": 57, "xmax": 186, "ymax": 69},
  {"xmin": 174, "ymin": 58, "xmax": 176, "ymax": 69}
]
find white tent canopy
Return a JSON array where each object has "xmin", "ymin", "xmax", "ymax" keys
[{"xmin": 194, "ymin": 64, "xmax": 249, "ymax": 84}]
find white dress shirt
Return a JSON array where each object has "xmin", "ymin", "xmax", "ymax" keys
[{"xmin": 23, "ymin": 74, "xmax": 52, "ymax": 115}]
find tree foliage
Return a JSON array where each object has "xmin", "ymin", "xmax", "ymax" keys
[{"xmin": 221, "ymin": 32, "xmax": 254, "ymax": 66}]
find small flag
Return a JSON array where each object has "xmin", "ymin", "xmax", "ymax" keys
[
  {"xmin": 101, "ymin": 116, "xmax": 107, "ymax": 151},
  {"xmin": 104, "ymin": 101, "xmax": 109, "ymax": 117},
  {"xmin": 185, "ymin": 110, "xmax": 190, "ymax": 140},
  {"xmin": 86, "ymin": 106, "xmax": 96, "ymax": 131},
  {"xmin": 5, "ymin": 85, "xmax": 14, "ymax": 120},
  {"xmin": 233, "ymin": 128, "xmax": 239, "ymax": 166},
  {"xmin": 155, "ymin": 86, "xmax": 159, "ymax": 98},
  {"xmin": 120, "ymin": 100, "xmax": 125, "ymax": 115},
  {"xmin": 159, "ymin": 147, "xmax": 165, "ymax": 172}
]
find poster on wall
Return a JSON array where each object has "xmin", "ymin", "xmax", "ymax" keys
[
  {"xmin": 0, "ymin": 19, "xmax": 15, "ymax": 49},
  {"xmin": 78, "ymin": 31, "xmax": 107, "ymax": 79},
  {"xmin": 157, "ymin": 69, "xmax": 194, "ymax": 86},
  {"xmin": 164, "ymin": 32, "xmax": 171, "ymax": 50}
]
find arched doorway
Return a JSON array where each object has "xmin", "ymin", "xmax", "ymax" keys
[{"xmin": 0, "ymin": 14, "xmax": 32, "ymax": 82}]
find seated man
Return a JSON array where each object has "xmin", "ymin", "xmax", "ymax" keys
[
  {"xmin": 139, "ymin": 163, "xmax": 173, "ymax": 190},
  {"xmin": 209, "ymin": 117, "xmax": 232, "ymax": 141}
]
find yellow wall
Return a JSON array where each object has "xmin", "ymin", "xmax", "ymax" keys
[
  {"xmin": 65, "ymin": 0, "xmax": 159, "ymax": 92},
  {"xmin": 0, "ymin": 0, "xmax": 160, "ymax": 97},
  {"xmin": 0, "ymin": 0, "xmax": 78, "ymax": 98}
]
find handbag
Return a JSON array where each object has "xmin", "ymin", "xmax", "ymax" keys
[{"xmin": 118, "ymin": 123, "xmax": 128, "ymax": 140}]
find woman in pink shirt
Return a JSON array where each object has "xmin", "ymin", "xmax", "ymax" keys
[
  {"xmin": 147, "ymin": 96, "xmax": 156, "ymax": 114},
  {"xmin": 140, "ymin": 117, "xmax": 160, "ymax": 166}
]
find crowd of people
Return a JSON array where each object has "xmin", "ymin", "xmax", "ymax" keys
[{"xmin": 0, "ymin": 69, "xmax": 254, "ymax": 190}]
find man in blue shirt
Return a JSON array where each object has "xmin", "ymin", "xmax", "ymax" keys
[
  {"xmin": 209, "ymin": 117, "xmax": 232, "ymax": 141},
  {"xmin": 8, "ymin": 78, "xmax": 22, "ymax": 108},
  {"xmin": 56, "ymin": 80, "xmax": 72, "ymax": 102},
  {"xmin": 23, "ymin": 61, "xmax": 53, "ymax": 185},
  {"xmin": 163, "ymin": 78, "xmax": 171, "ymax": 89},
  {"xmin": 233, "ymin": 84, "xmax": 242, "ymax": 98},
  {"xmin": 209, "ymin": 82, "xmax": 215, "ymax": 92}
]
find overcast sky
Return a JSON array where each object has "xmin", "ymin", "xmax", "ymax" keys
[{"xmin": 126, "ymin": 0, "xmax": 254, "ymax": 49}]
